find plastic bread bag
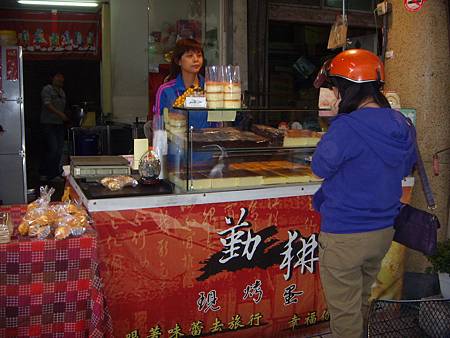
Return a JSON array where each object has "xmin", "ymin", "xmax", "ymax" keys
[
  {"xmin": 21, "ymin": 186, "xmax": 56, "ymax": 235},
  {"xmin": 55, "ymin": 225, "xmax": 71, "ymax": 240},
  {"xmin": 36, "ymin": 225, "xmax": 51, "ymax": 240},
  {"xmin": 54, "ymin": 214, "xmax": 77, "ymax": 240},
  {"xmin": 18, "ymin": 221, "xmax": 30, "ymax": 236},
  {"xmin": 21, "ymin": 206, "xmax": 54, "ymax": 238},
  {"xmin": 65, "ymin": 201, "xmax": 90, "ymax": 227},
  {"xmin": 56, "ymin": 214, "xmax": 78, "ymax": 228},
  {"xmin": 27, "ymin": 186, "xmax": 55, "ymax": 212},
  {"xmin": 100, "ymin": 175, "xmax": 139, "ymax": 191},
  {"xmin": 70, "ymin": 226, "xmax": 86, "ymax": 237},
  {"xmin": 54, "ymin": 213, "xmax": 88, "ymax": 240},
  {"xmin": 0, "ymin": 212, "xmax": 12, "ymax": 244},
  {"xmin": 63, "ymin": 200, "xmax": 88, "ymax": 217},
  {"xmin": 27, "ymin": 224, "xmax": 51, "ymax": 240}
]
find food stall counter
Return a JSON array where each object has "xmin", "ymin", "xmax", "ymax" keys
[{"xmin": 66, "ymin": 175, "xmax": 414, "ymax": 338}]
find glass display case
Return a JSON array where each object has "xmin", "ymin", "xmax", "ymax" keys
[{"xmin": 163, "ymin": 108, "xmax": 328, "ymax": 192}]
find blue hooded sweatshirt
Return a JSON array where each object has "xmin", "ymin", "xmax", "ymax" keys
[{"xmin": 312, "ymin": 108, "xmax": 417, "ymax": 234}]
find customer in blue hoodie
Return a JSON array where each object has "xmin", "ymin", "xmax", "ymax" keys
[{"xmin": 312, "ymin": 49, "xmax": 416, "ymax": 338}]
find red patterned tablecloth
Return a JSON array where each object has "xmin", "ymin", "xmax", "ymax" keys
[{"xmin": 0, "ymin": 205, "xmax": 113, "ymax": 338}]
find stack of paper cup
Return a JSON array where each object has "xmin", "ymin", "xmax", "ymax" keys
[
  {"xmin": 205, "ymin": 66, "xmax": 224, "ymax": 109},
  {"xmin": 223, "ymin": 65, "xmax": 241, "ymax": 109}
]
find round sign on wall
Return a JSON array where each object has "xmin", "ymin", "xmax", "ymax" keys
[{"xmin": 404, "ymin": 0, "xmax": 426, "ymax": 12}]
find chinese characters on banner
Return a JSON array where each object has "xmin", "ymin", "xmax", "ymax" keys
[
  {"xmin": 91, "ymin": 196, "xmax": 329, "ymax": 337},
  {"xmin": 0, "ymin": 10, "xmax": 100, "ymax": 60}
]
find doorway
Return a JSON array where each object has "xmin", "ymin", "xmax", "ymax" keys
[{"xmin": 23, "ymin": 60, "xmax": 101, "ymax": 190}]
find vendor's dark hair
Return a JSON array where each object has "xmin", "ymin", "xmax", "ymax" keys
[
  {"xmin": 168, "ymin": 38, "xmax": 204, "ymax": 81},
  {"xmin": 331, "ymin": 77, "xmax": 391, "ymax": 114}
]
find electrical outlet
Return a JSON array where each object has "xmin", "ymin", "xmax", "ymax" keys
[{"xmin": 376, "ymin": 1, "xmax": 388, "ymax": 15}]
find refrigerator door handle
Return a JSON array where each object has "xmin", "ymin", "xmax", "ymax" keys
[{"xmin": 19, "ymin": 150, "xmax": 25, "ymax": 157}]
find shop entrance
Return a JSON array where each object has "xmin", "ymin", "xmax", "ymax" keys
[
  {"xmin": 23, "ymin": 60, "xmax": 101, "ymax": 189},
  {"xmin": 268, "ymin": 21, "xmax": 377, "ymax": 109},
  {"xmin": 248, "ymin": 1, "xmax": 380, "ymax": 109}
]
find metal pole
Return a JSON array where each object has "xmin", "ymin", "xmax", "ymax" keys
[{"xmin": 342, "ymin": 0, "xmax": 346, "ymax": 51}]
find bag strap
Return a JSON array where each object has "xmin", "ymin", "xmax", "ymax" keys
[{"xmin": 407, "ymin": 119, "xmax": 436, "ymax": 209}]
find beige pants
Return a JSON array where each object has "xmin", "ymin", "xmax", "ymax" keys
[{"xmin": 318, "ymin": 227, "xmax": 394, "ymax": 338}]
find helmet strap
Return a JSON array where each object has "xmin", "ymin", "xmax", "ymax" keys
[{"xmin": 376, "ymin": 69, "xmax": 382, "ymax": 83}]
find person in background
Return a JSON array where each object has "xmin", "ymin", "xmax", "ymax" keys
[
  {"xmin": 312, "ymin": 49, "xmax": 417, "ymax": 338},
  {"xmin": 39, "ymin": 71, "xmax": 68, "ymax": 181}
]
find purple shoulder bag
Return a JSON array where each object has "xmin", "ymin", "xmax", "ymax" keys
[{"xmin": 393, "ymin": 119, "xmax": 440, "ymax": 256}]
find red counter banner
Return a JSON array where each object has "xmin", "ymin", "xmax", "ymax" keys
[
  {"xmin": 90, "ymin": 196, "xmax": 329, "ymax": 337},
  {"xmin": 0, "ymin": 10, "xmax": 100, "ymax": 60}
]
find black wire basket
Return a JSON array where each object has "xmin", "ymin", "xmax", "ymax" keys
[{"xmin": 368, "ymin": 298, "xmax": 450, "ymax": 338}]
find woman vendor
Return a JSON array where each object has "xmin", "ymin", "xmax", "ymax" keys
[
  {"xmin": 153, "ymin": 38, "xmax": 214, "ymax": 174},
  {"xmin": 154, "ymin": 38, "xmax": 209, "ymax": 130}
]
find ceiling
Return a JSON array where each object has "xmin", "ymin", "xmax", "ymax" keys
[{"xmin": 0, "ymin": 0, "xmax": 105, "ymax": 13}]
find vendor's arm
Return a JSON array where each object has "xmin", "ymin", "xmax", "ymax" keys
[
  {"xmin": 41, "ymin": 87, "xmax": 69, "ymax": 122},
  {"xmin": 153, "ymin": 87, "xmax": 170, "ymax": 130},
  {"xmin": 312, "ymin": 119, "xmax": 353, "ymax": 179},
  {"xmin": 154, "ymin": 86, "xmax": 170, "ymax": 117}
]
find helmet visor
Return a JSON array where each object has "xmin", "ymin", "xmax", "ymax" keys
[{"xmin": 313, "ymin": 59, "xmax": 333, "ymax": 89}]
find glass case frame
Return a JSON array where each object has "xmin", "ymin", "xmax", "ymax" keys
[{"xmin": 164, "ymin": 108, "xmax": 328, "ymax": 193}]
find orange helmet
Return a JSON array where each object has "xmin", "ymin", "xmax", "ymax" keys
[{"xmin": 314, "ymin": 49, "xmax": 385, "ymax": 88}]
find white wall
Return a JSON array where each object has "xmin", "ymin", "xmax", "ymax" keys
[{"xmin": 110, "ymin": 0, "xmax": 149, "ymax": 123}]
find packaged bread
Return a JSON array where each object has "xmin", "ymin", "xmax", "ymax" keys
[
  {"xmin": 36, "ymin": 226, "xmax": 51, "ymax": 240},
  {"xmin": 27, "ymin": 186, "xmax": 55, "ymax": 211},
  {"xmin": 17, "ymin": 186, "xmax": 91, "ymax": 239},
  {"xmin": 100, "ymin": 175, "xmax": 138, "ymax": 191},
  {"xmin": 18, "ymin": 222, "xmax": 30, "ymax": 236},
  {"xmin": 55, "ymin": 226, "xmax": 71, "ymax": 240}
]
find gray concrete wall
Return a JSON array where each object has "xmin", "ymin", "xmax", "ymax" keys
[
  {"xmin": 110, "ymin": 0, "xmax": 149, "ymax": 123},
  {"xmin": 384, "ymin": 0, "xmax": 450, "ymax": 272}
]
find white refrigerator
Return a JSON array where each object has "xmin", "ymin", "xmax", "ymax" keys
[{"xmin": 0, "ymin": 46, "xmax": 27, "ymax": 205}]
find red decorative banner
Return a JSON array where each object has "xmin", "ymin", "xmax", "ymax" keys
[
  {"xmin": 6, "ymin": 48, "xmax": 18, "ymax": 81},
  {"xmin": 0, "ymin": 10, "xmax": 100, "ymax": 60},
  {"xmin": 90, "ymin": 196, "xmax": 329, "ymax": 337}
]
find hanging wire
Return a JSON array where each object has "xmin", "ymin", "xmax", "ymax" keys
[{"xmin": 342, "ymin": 0, "xmax": 347, "ymax": 50}]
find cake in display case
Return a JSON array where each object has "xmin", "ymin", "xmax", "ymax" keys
[{"xmin": 164, "ymin": 108, "xmax": 327, "ymax": 192}]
